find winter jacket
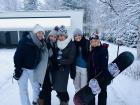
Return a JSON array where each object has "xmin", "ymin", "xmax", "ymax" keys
[
  {"xmin": 14, "ymin": 34, "xmax": 41, "ymax": 70},
  {"xmin": 33, "ymin": 39, "xmax": 50, "ymax": 84},
  {"xmin": 71, "ymin": 37, "xmax": 89, "ymax": 79},
  {"xmin": 53, "ymin": 40, "xmax": 76, "ymax": 92},
  {"xmin": 88, "ymin": 43, "xmax": 112, "ymax": 85},
  {"xmin": 46, "ymin": 40, "xmax": 58, "ymax": 72},
  {"xmin": 74, "ymin": 37, "xmax": 89, "ymax": 63},
  {"xmin": 43, "ymin": 39, "xmax": 58, "ymax": 85},
  {"xmin": 39, "ymin": 40, "xmax": 58, "ymax": 101}
]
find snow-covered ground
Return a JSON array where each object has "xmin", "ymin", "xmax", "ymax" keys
[{"xmin": 0, "ymin": 42, "xmax": 140, "ymax": 105}]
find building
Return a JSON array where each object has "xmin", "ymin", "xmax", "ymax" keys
[{"xmin": 0, "ymin": 10, "xmax": 84, "ymax": 47}]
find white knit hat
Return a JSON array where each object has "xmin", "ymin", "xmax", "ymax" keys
[
  {"xmin": 33, "ymin": 24, "xmax": 45, "ymax": 34},
  {"xmin": 73, "ymin": 28, "xmax": 83, "ymax": 36}
]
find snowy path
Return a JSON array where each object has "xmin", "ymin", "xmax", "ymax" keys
[
  {"xmin": 108, "ymin": 85, "xmax": 127, "ymax": 105},
  {"xmin": 0, "ymin": 73, "xmax": 129, "ymax": 105},
  {"xmin": 0, "ymin": 73, "xmax": 139, "ymax": 105},
  {"xmin": 0, "ymin": 42, "xmax": 140, "ymax": 105}
]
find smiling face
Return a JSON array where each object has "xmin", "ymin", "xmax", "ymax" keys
[
  {"xmin": 49, "ymin": 35, "xmax": 57, "ymax": 42},
  {"xmin": 57, "ymin": 34, "xmax": 67, "ymax": 41},
  {"xmin": 36, "ymin": 31, "xmax": 45, "ymax": 40},
  {"xmin": 74, "ymin": 35, "xmax": 82, "ymax": 42},
  {"xmin": 90, "ymin": 39, "xmax": 100, "ymax": 47}
]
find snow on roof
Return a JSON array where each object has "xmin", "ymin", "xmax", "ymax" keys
[
  {"xmin": 0, "ymin": 10, "xmax": 84, "ymax": 31},
  {"xmin": 0, "ymin": 17, "xmax": 71, "ymax": 31}
]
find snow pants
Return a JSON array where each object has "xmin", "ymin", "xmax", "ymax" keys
[
  {"xmin": 18, "ymin": 68, "xmax": 40, "ymax": 105},
  {"xmin": 73, "ymin": 66, "xmax": 88, "ymax": 92}
]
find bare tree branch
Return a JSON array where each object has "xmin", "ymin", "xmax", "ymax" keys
[{"xmin": 99, "ymin": 0, "xmax": 119, "ymax": 15}]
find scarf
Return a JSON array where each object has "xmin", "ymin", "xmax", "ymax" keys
[{"xmin": 57, "ymin": 36, "xmax": 71, "ymax": 50}]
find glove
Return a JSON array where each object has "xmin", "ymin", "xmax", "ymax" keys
[
  {"xmin": 89, "ymin": 79, "xmax": 101, "ymax": 95},
  {"xmin": 13, "ymin": 68, "xmax": 23, "ymax": 80}
]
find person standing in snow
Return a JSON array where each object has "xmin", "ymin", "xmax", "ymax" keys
[
  {"xmin": 38, "ymin": 26, "xmax": 59, "ymax": 105},
  {"xmin": 13, "ymin": 24, "xmax": 47, "ymax": 105},
  {"xmin": 53, "ymin": 25, "xmax": 76, "ymax": 105},
  {"xmin": 88, "ymin": 33, "xmax": 112, "ymax": 105},
  {"xmin": 73, "ymin": 28, "xmax": 89, "ymax": 92}
]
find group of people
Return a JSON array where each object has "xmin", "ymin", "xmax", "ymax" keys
[{"xmin": 13, "ymin": 24, "xmax": 112, "ymax": 105}]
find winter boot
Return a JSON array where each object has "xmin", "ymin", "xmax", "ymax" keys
[
  {"xmin": 60, "ymin": 101, "xmax": 68, "ymax": 105},
  {"xmin": 38, "ymin": 98, "xmax": 44, "ymax": 105},
  {"xmin": 32, "ymin": 101, "xmax": 39, "ymax": 105}
]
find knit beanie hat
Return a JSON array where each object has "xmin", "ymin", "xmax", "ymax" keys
[
  {"xmin": 57, "ymin": 25, "xmax": 68, "ymax": 37},
  {"xmin": 89, "ymin": 33, "xmax": 99, "ymax": 40},
  {"xmin": 73, "ymin": 28, "xmax": 83, "ymax": 36},
  {"xmin": 48, "ymin": 26, "xmax": 59, "ymax": 36},
  {"xmin": 33, "ymin": 24, "xmax": 45, "ymax": 34}
]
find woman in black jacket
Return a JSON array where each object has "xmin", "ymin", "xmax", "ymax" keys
[
  {"xmin": 13, "ymin": 24, "xmax": 46, "ymax": 105},
  {"xmin": 53, "ymin": 25, "xmax": 76, "ymax": 105},
  {"xmin": 73, "ymin": 28, "xmax": 89, "ymax": 92},
  {"xmin": 39, "ymin": 26, "xmax": 59, "ymax": 105},
  {"xmin": 88, "ymin": 33, "xmax": 112, "ymax": 105}
]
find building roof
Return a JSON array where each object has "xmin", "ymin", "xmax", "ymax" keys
[{"xmin": 0, "ymin": 10, "xmax": 84, "ymax": 31}]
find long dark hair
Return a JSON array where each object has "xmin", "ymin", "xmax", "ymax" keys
[{"xmin": 74, "ymin": 37, "xmax": 89, "ymax": 61}]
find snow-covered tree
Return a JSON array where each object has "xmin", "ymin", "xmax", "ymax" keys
[
  {"xmin": 43, "ymin": 0, "xmax": 61, "ymax": 10},
  {"xmin": 61, "ymin": 0, "xmax": 98, "ymax": 35},
  {"xmin": 61, "ymin": 0, "xmax": 85, "ymax": 9},
  {"xmin": 138, "ymin": 19, "xmax": 140, "ymax": 59},
  {"xmin": 24, "ymin": 0, "xmax": 38, "ymax": 10},
  {"xmin": 0, "ymin": 0, "xmax": 18, "ymax": 11},
  {"xmin": 97, "ymin": 0, "xmax": 140, "ymax": 47}
]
